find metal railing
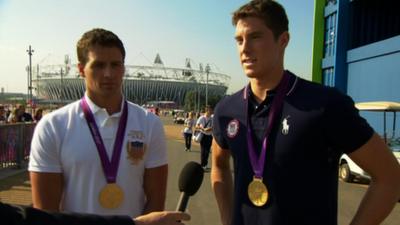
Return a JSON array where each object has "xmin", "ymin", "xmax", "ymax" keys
[{"xmin": 0, "ymin": 122, "xmax": 36, "ymax": 170}]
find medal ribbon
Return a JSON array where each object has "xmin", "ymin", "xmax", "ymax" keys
[
  {"xmin": 245, "ymin": 71, "xmax": 290, "ymax": 179},
  {"xmin": 81, "ymin": 97, "xmax": 128, "ymax": 183}
]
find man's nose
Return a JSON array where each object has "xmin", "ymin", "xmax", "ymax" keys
[
  {"xmin": 241, "ymin": 39, "xmax": 250, "ymax": 54},
  {"xmin": 103, "ymin": 66, "xmax": 112, "ymax": 77}
]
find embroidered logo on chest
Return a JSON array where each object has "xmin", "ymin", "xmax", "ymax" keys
[
  {"xmin": 128, "ymin": 130, "xmax": 144, "ymax": 140},
  {"xmin": 226, "ymin": 119, "xmax": 240, "ymax": 138},
  {"xmin": 282, "ymin": 116, "xmax": 290, "ymax": 135}
]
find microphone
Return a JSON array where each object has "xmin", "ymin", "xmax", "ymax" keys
[{"xmin": 176, "ymin": 161, "xmax": 204, "ymax": 212}]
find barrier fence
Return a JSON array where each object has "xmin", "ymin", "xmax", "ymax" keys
[{"xmin": 0, "ymin": 123, "xmax": 36, "ymax": 170}]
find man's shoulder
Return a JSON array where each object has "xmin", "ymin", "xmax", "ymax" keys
[
  {"xmin": 126, "ymin": 101, "xmax": 162, "ymax": 124},
  {"xmin": 126, "ymin": 101, "xmax": 152, "ymax": 117},
  {"xmin": 40, "ymin": 101, "xmax": 81, "ymax": 123},
  {"xmin": 215, "ymin": 88, "xmax": 245, "ymax": 112},
  {"xmin": 285, "ymin": 75, "xmax": 358, "ymax": 117},
  {"xmin": 291, "ymin": 76, "xmax": 348, "ymax": 102},
  {"xmin": 292, "ymin": 74, "xmax": 340, "ymax": 94}
]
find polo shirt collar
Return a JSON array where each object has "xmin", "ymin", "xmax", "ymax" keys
[
  {"xmin": 83, "ymin": 93, "xmax": 125, "ymax": 118},
  {"xmin": 243, "ymin": 70, "xmax": 298, "ymax": 103},
  {"xmin": 247, "ymin": 85, "xmax": 276, "ymax": 114}
]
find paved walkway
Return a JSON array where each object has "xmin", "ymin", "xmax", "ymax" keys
[{"xmin": 0, "ymin": 169, "xmax": 32, "ymax": 205}]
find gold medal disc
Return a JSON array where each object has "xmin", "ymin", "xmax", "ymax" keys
[
  {"xmin": 99, "ymin": 183, "xmax": 124, "ymax": 209},
  {"xmin": 248, "ymin": 177, "xmax": 268, "ymax": 206}
]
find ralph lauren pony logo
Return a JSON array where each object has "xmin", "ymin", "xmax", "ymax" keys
[
  {"xmin": 127, "ymin": 141, "xmax": 145, "ymax": 165},
  {"xmin": 282, "ymin": 115, "xmax": 290, "ymax": 135}
]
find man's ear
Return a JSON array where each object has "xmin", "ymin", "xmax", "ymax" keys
[
  {"xmin": 279, "ymin": 31, "xmax": 290, "ymax": 49},
  {"xmin": 77, "ymin": 63, "xmax": 85, "ymax": 78}
]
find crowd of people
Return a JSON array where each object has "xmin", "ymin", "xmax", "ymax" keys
[
  {"xmin": 0, "ymin": 104, "xmax": 43, "ymax": 124},
  {"xmin": 1, "ymin": 1, "xmax": 400, "ymax": 225}
]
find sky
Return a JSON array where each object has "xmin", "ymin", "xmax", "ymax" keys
[{"xmin": 0, "ymin": 0, "xmax": 315, "ymax": 94}]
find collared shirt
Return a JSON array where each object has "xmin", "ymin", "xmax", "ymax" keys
[
  {"xmin": 247, "ymin": 88, "xmax": 276, "ymax": 155},
  {"xmin": 213, "ymin": 71, "xmax": 374, "ymax": 225},
  {"xmin": 84, "ymin": 95, "xmax": 125, "ymax": 158},
  {"xmin": 196, "ymin": 115, "xmax": 213, "ymax": 136},
  {"xmin": 29, "ymin": 94, "xmax": 167, "ymax": 216}
]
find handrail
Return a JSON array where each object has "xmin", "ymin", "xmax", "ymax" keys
[{"xmin": 0, "ymin": 122, "xmax": 36, "ymax": 170}]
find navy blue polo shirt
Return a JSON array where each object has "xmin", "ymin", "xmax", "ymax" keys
[{"xmin": 213, "ymin": 71, "xmax": 374, "ymax": 225}]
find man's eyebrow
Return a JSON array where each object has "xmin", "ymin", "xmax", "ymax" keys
[
  {"xmin": 234, "ymin": 30, "xmax": 263, "ymax": 40},
  {"xmin": 248, "ymin": 30, "xmax": 263, "ymax": 37}
]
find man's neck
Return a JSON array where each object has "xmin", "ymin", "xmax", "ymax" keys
[
  {"xmin": 249, "ymin": 68, "xmax": 284, "ymax": 103},
  {"xmin": 87, "ymin": 92, "xmax": 123, "ymax": 115}
]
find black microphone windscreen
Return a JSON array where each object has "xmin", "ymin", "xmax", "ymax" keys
[{"xmin": 178, "ymin": 161, "xmax": 204, "ymax": 196}]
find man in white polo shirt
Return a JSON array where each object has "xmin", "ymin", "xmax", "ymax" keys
[{"xmin": 29, "ymin": 28, "xmax": 168, "ymax": 217}]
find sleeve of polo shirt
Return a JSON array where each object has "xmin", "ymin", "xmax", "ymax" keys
[
  {"xmin": 324, "ymin": 91, "xmax": 374, "ymax": 154},
  {"xmin": 144, "ymin": 116, "xmax": 167, "ymax": 168},
  {"xmin": 28, "ymin": 115, "xmax": 63, "ymax": 173},
  {"xmin": 195, "ymin": 116, "xmax": 203, "ymax": 127},
  {"xmin": 212, "ymin": 101, "xmax": 229, "ymax": 149}
]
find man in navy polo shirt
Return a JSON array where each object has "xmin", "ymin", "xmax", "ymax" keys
[{"xmin": 211, "ymin": 1, "xmax": 400, "ymax": 225}]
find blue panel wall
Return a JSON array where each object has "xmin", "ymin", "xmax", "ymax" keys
[
  {"xmin": 347, "ymin": 36, "xmax": 400, "ymax": 102},
  {"xmin": 333, "ymin": 0, "xmax": 349, "ymax": 93},
  {"xmin": 346, "ymin": 36, "xmax": 400, "ymax": 136}
]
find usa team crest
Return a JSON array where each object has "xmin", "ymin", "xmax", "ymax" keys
[
  {"xmin": 227, "ymin": 119, "xmax": 240, "ymax": 138},
  {"xmin": 127, "ymin": 141, "xmax": 145, "ymax": 165},
  {"xmin": 127, "ymin": 130, "xmax": 146, "ymax": 165}
]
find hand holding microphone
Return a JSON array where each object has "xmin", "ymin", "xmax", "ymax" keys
[
  {"xmin": 133, "ymin": 161, "xmax": 203, "ymax": 225},
  {"xmin": 176, "ymin": 161, "xmax": 204, "ymax": 212}
]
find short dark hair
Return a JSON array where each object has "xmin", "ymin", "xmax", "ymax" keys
[
  {"xmin": 76, "ymin": 28, "xmax": 126, "ymax": 65},
  {"xmin": 232, "ymin": 0, "xmax": 289, "ymax": 39}
]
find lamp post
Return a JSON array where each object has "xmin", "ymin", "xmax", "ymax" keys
[
  {"xmin": 60, "ymin": 68, "xmax": 64, "ymax": 105},
  {"xmin": 25, "ymin": 65, "xmax": 29, "ymax": 101},
  {"xmin": 26, "ymin": 46, "xmax": 34, "ymax": 114},
  {"xmin": 205, "ymin": 63, "xmax": 210, "ymax": 107},
  {"xmin": 36, "ymin": 64, "xmax": 40, "ymax": 100}
]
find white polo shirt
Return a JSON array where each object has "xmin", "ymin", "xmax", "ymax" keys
[
  {"xmin": 28, "ymin": 95, "xmax": 167, "ymax": 216},
  {"xmin": 196, "ymin": 115, "xmax": 213, "ymax": 136}
]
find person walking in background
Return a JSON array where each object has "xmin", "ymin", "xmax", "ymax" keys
[
  {"xmin": 211, "ymin": 1, "xmax": 400, "ymax": 225},
  {"xmin": 29, "ymin": 28, "xmax": 168, "ymax": 218},
  {"xmin": 7, "ymin": 107, "xmax": 19, "ymax": 123},
  {"xmin": 34, "ymin": 108, "xmax": 43, "ymax": 122},
  {"xmin": 7, "ymin": 104, "xmax": 32, "ymax": 123},
  {"xmin": 16, "ymin": 104, "xmax": 33, "ymax": 122},
  {"xmin": 196, "ymin": 105, "xmax": 213, "ymax": 170},
  {"xmin": 0, "ymin": 105, "xmax": 6, "ymax": 123},
  {"xmin": 183, "ymin": 111, "xmax": 195, "ymax": 151},
  {"xmin": 154, "ymin": 107, "xmax": 160, "ymax": 116}
]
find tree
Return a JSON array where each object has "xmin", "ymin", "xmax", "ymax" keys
[
  {"xmin": 183, "ymin": 91, "xmax": 224, "ymax": 112},
  {"xmin": 183, "ymin": 91, "xmax": 197, "ymax": 112}
]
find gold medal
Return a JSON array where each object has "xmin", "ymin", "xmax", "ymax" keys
[
  {"xmin": 248, "ymin": 177, "xmax": 268, "ymax": 206},
  {"xmin": 99, "ymin": 183, "xmax": 124, "ymax": 209}
]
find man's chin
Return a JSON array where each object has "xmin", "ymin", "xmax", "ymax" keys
[{"xmin": 245, "ymin": 72, "xmax": 258, "ymax": 79}]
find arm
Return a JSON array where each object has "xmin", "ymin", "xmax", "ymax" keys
[
  {"xmin": 143, "ymin": 165, "xmax": 168, "ymax": 213},
  {"xmin": 134, "ymin": 211, "xmax": 190, "ymax": 225},
  {"xmin": 204, "ymin": 118, "xmax": 213, "ymax": 132},
  {"xmin": 195, "ymin": 117, "xmax": 203, "ymax": 130},
  {"xmin": 348, "ymin": 133, "xmax": 400, "ymax": 225},
  {"xmin": 1, "ymin": 201, "xmax": 190, "ymax": 225},
  {"xmin": 211, "ymin": 139, "xmax": 233, "ymax": 225},
  {"xmin": 30, "ymin": 171, "xmax": 63, "ymax": 211},
  {"xmin": 203, "ymin": 127, "xmax": 213, "ymax": 132}
]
